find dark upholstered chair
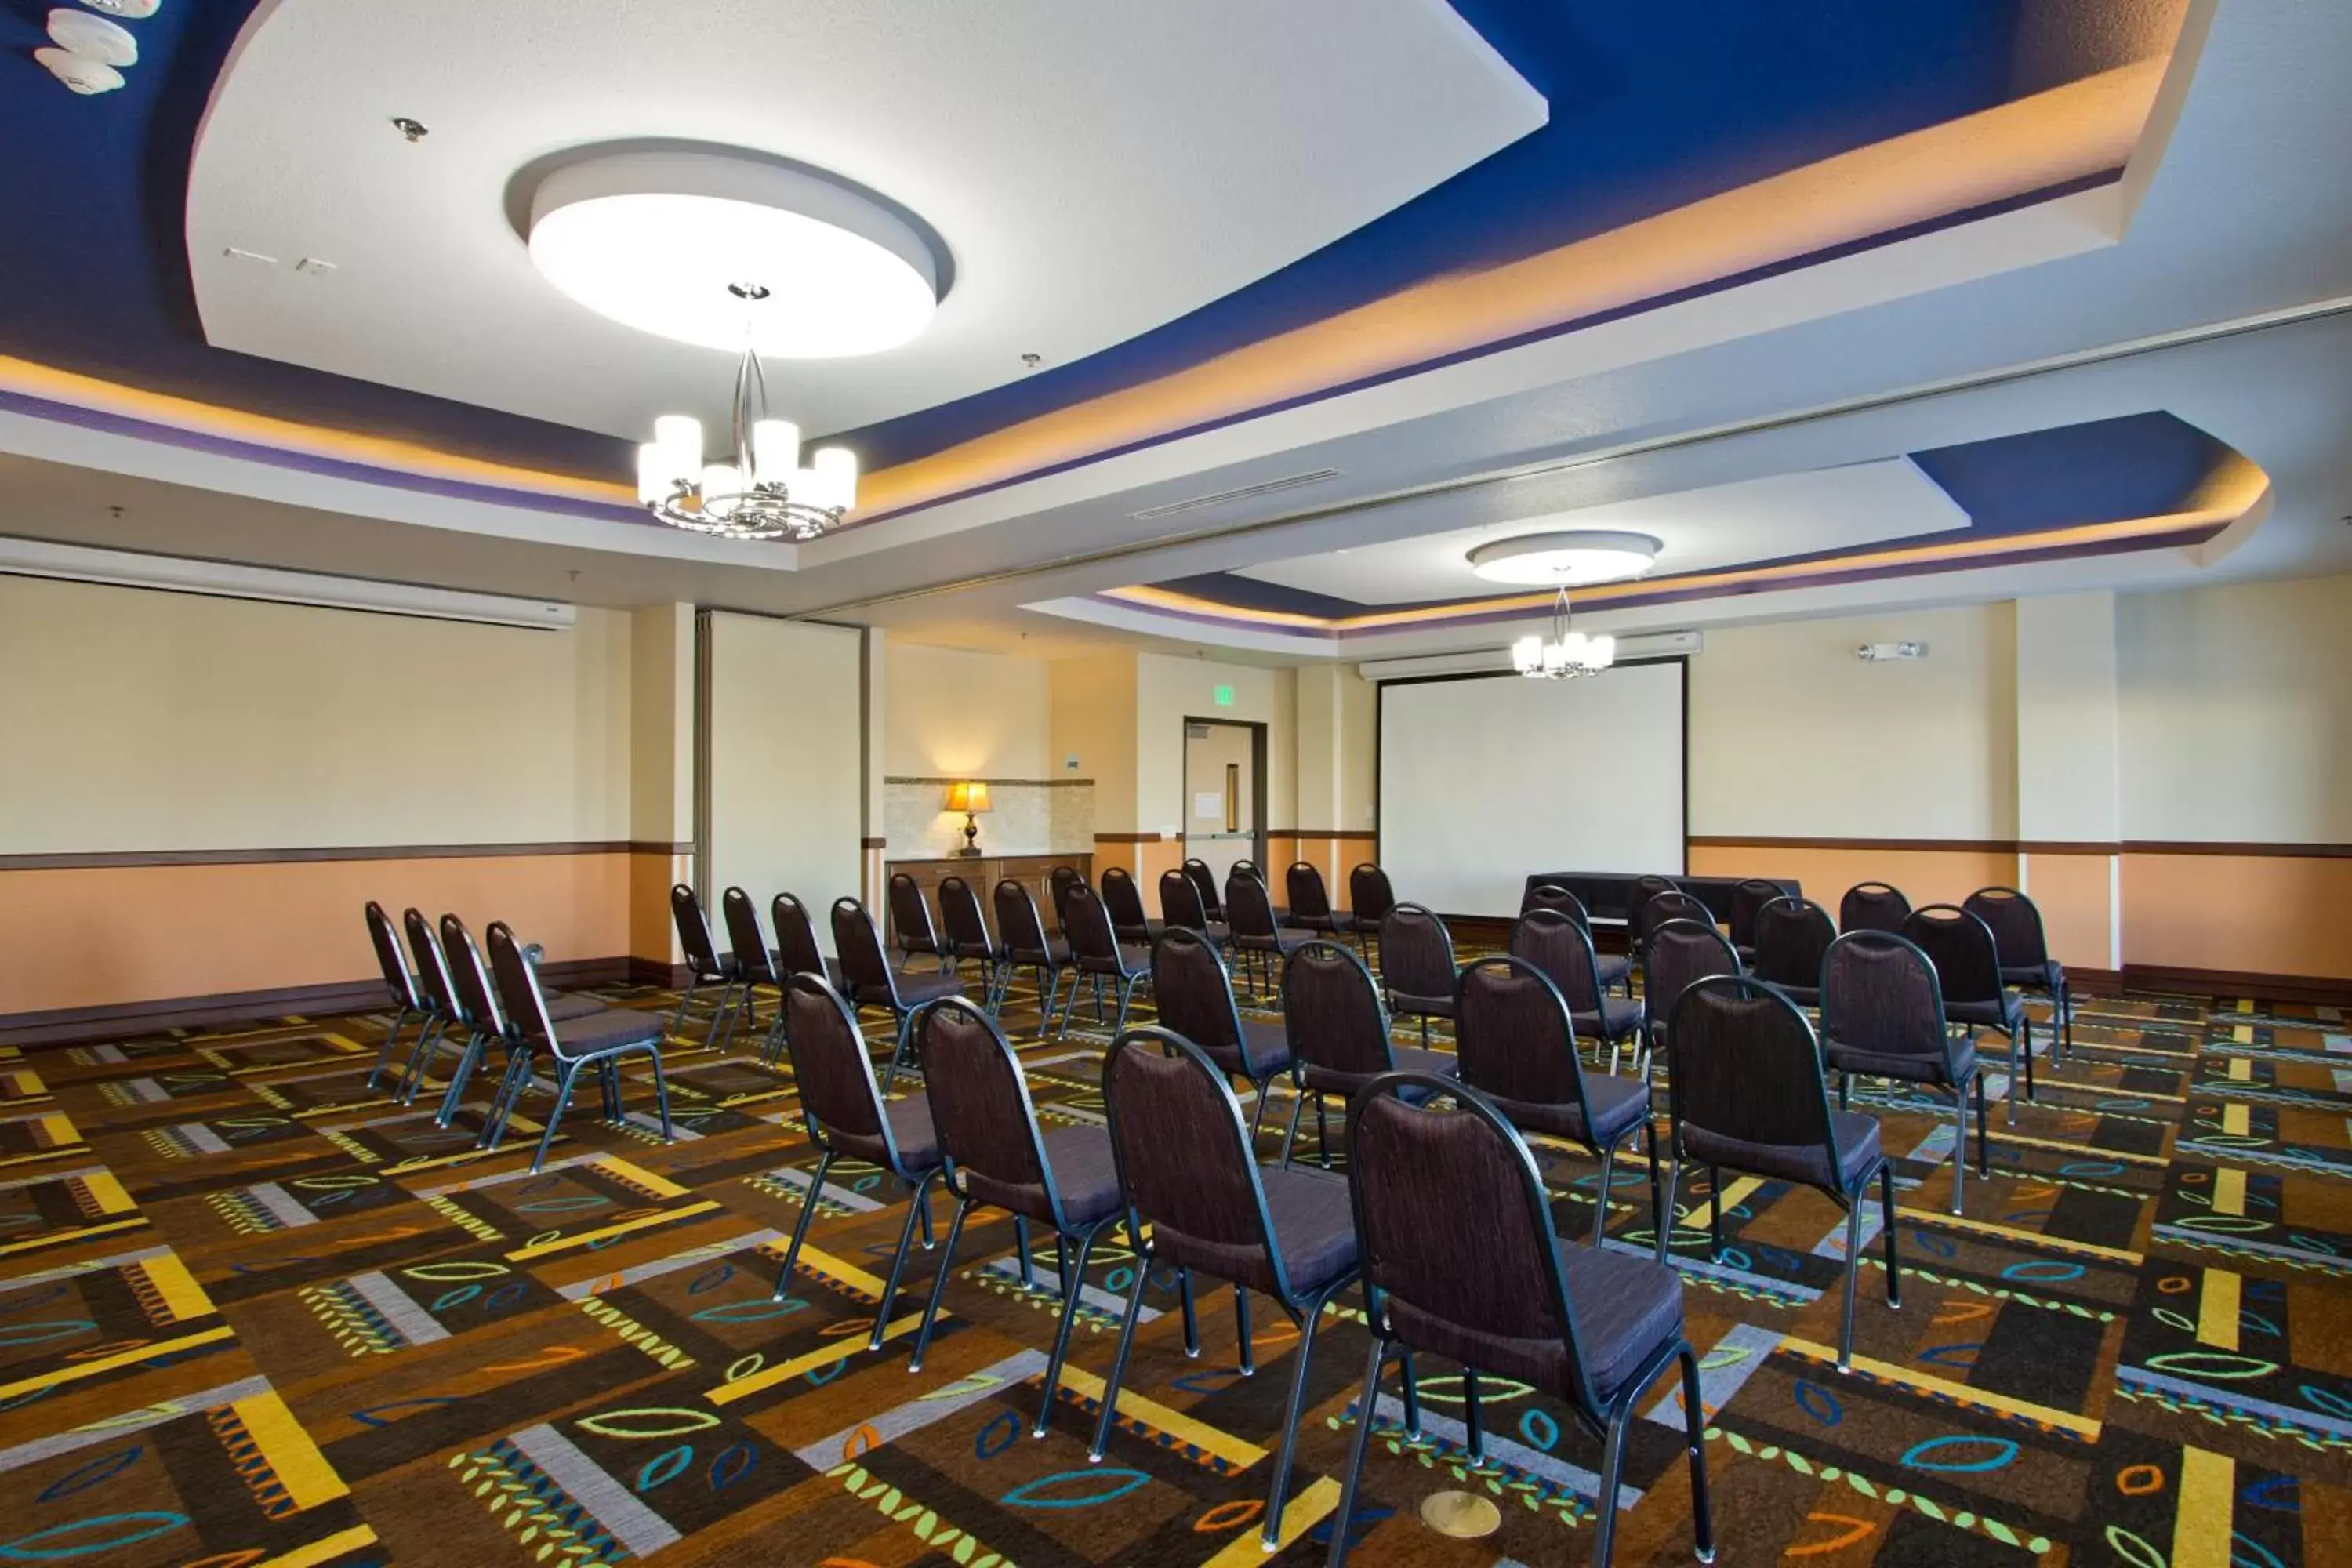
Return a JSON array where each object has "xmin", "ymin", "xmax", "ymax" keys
[
  {"xmin": 886, "ymin": 872, "xmax": 950, "ymax": 972},
  {"xmin": 1455, "ymin": 956, "xmax": 1659, "ymax": 1245},
  {"xmin": 1151, "ymin": 927, "xmax": 1293, "ymax": 1141},
  {"xmin": 720, "ymin": 887, "xmax": 788, "ymax": 1062},
  {"xmin": 1904, "ymin": 904, "xmax": 2034, "ymax": 1125},
  {"xmin": 1750, "ymin": 895, "xmax": 1837, "ymax": 1007},
  {"xmin": 483, "ymin": 920, "xmax": 670, "ymax": 1173},
  {"xmin": 1729, "ymin": 878, "xmax": 1785, "ymax": 961},
  {"xmin": 1333, "ymin": 1076, "xmax": 1711, "ymax": 1568},
  {"xmin": 1839, "ymin": 880, "xmax": 1911, "ymax": 935},
  {"xmin": 1636, "ymin": 888, "xmax": 1715, "ymax": 947},
  {"xmin": 907, "ymin": 998, "xmax": 1125, "ymax": 1435},
  {"xmin": 1628, "ymin": 873, "xmax": 1679, "ymax": 933},
  {"xmin": 1522, "ymin": 883, "xmax": 1634, "ymax": 995},
  {"xmin": 1094, "ymin": 1028, "xmax": 1362, "ymax": 1550},
  {"xmin": 937, "ymin": 875, "xmax": 1009, "ymax": 1015},
  {"xmin": 1047, "ymin": 863, "xmax": 1087, "ymax": 932},
  {"xmin": 1286, "ymin": 861, "xmax": 1344, "ymax": 940},
  {"xmin": 1158, "ymin": 868, "xmax": 1232, "ymax": 951},
  {"xmin": 1378, "ymin": 902, "xmax": 1459, "ymax": 1048},
  {"xmin": 768, "ymin": 972, "xmax": 944, "ymax": 1346},
  {"xmin": 434, "ymin": 913, "xmax": 608, "ymax": 1128},
  {"xmin": 392, "ymin": 906, "xmax": 459, "ymax": 1104},
  {"xmin": 1658, "ymin": 976, "xmax": 1896, "ymax": 1370},
  {"xmin": 1348, "ymin": 864, "xmax": 1395, "ymax": 958},
  {"xmin": 1277, "ymin": 940, "xmax": 1455, "ymax": 1167},
  {"xmin": 1099, "ymin": 865, "xmax": 1162, "ymax": 948},
  {"xmin": 770, "ymin": 891, "xmax": 847, "ymax": 992},
  {"xmin": 1820, "ymin": 931, "xmax": 1988, "ymax": 1215},
  {"xmin": 1182, "ymin": 857, "xmax": 1228, "ymax": 924},
  {"xmin": 365, "ymin": 901, "xmax": 436, "ymax": 1091},
  {"xmin": 831, "ymin": 898, "xmax": 965, "ymax": 1080},
  {"xmin": 1058, "ymin": 884, "xmax": 1150, "ymax": 1039},
  {"xmin": 670, "ymin": 884, "xmax": 747, "ymax": 1048},
  {"xmin": 1227, "ymin": 869, "xmax": 1311, "ymax": 1000},
  {"xmin": 994, "ymin": 879, "xmax": 1072, "ymax": 1029},
  {"xmin": 1641, "ymin": 918, "xmax": 1742, "ymax": 1082},
  {"xmin": 1509, "ymin": 909, "xmax": 1646, "ymax": 1076},
  {"xmin": 1964, "ymin": 886, "xmax": 2071, "ymax": 1065}
]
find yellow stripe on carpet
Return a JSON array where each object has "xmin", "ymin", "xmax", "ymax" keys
[{"xmin": 230, "ymin": 1389, "xmax": 351, "ymax": 1512}]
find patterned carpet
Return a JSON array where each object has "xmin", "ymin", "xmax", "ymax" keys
[{"xmin": 2, "ymin": 958, "xmax": 2346, "ymax": 1566}]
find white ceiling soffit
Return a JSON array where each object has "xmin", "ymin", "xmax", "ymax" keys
[
  {"xmin": 1232, "ymin": 457, "xmax": 1969, "ymax": 605},
  {"xmin": 186, "ymin": 0, "xmax": 1544, "ymax": 441}
]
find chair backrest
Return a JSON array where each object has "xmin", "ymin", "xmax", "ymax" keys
[
  {"xmin": 1520, "ymin": 882, "xmax": 1592, "ymax": 930},
  {"xmin": 1507, "ymin": 907, "xmax": 1606, "ymax": 1015},
  {"xmin": 913, "ymin": 997, "xmax": 1062, "ymax": 1224},
  {"xmin": 671, "ymin": 884, "xmax": 728, "ymax": 982},
  {"xmin": 829, "ymin": 898, "xmax": 896, "ymax": 1002},
  {"xmin": 485, "ymin": 920, "xmax": 558, "ymax": 1048},
  {"xmin": 1225, "ymin": 869, "xmax": 1279, "ymax": 940},
  {"xmin": 1061, "ymin": 884, "xmax": 1122, "ymax": 967},
  {"xmin": 938, "ymin": 875, "xmax": 995, "ymax": 958},
  {"xmin": 1665, "ymin": 975, "xmax": 1844, "ymax": 1181},
  {"xmin": 1099, "ymin": 866, "xmax": 1152, "ymax": 937},
  {"xmin": 403, "ymin": 907, "xmax": 459, "ymax": 1019},
  {"xmin": 1047, "ymin": 865, "xmax": 1087, "ymax": 927},
  {"xmin": 1962, "ymin": 886, "xmax": 2050, "ymax": 971},
  {"xmin": 886, "ymin": 873, "xmax": 938, "ymax": 954},
  {"xmin": 1645, "ymin": 918, "xmax": 1743, "ymax": 1028},
  {"xmin": 441, "ymin": 914, "xmax": 510, "ymax": 1039},
  {"xmin": 1819, "ymin": 931, "xmax": 1955, "ymax": 1071},
  {"xmin": 1280, "ymin": 941, "xmax": 1396, "ymax": 1077},
  {"xmin": 1839, "ymin": 881, "xmax": 1911, "ymax": 935},
  {"xmin": 1349, "ymin": 863, "xmax": 1394, "ymax": 925},
  {"xmin": 1751, "ymin": 896, "xmax": 1836, "ymax": 992},
  {"xmin": 365, "ymin": 902, "xmax": 423, "ymax": 1011},
  {"xmin": 1103, "ymin": 1027, "xmax": 1294, "ymax": 1297},
  {"xmin": 1378, "ymin": 902, "xmax": 1457, "ymax": 1005},
  {"xmin": 1286, "ymin": 861, "xmax": 1334, "ymax": 922},
  {"xmin": 781, "ymin": 972, "xmax": 896, "ymax": 1160},
  {"xmin": 771, "ymin": 893, "xmax": 828, "ymax": 978},
  {"xmin": 1159, "ymin": 868, "xmax": 1210, "ymax": 934},
  {"xmin": 1729, "ymin": 879, "xmax": 1785, "ymax": 949},
  {"xmin": 1346, "ymin": 1077, "xmax": 1597, "ymax": 1413},
  {"xmin": 1901, "ymin": 904, "xmax": 2005, "ymax": 1006},
  {"xmin": 993, "ymin": 879, "xmax": 1055, "ymax": 963},
  {"xmin": 1636, "ymin": 888, "xmax": 1713, "ymax": 945},
  {"xmin": 720, "ymin": 887, "xmax": 779, "ymax": 988},
  {"xmin": 1232, "ymin": 858, "xmax": 1265, "ymax": 884},
  {"xmin": 1628, "ymin": 873, "xmax": 1679, "ymax": 927},
  {"xmin": 1182, "ymin": 858, "xmax": 1225, "ymax": 920},
  {"xmin": 1455, "ymin": 955, "xmax": 1591, "ymax": 1116},
  {"xmin": 1151, "ymin": 927, "xmax": 1280, "ymax": 1076}
]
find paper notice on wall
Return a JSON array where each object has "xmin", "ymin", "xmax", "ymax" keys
[{"xmin": 1192, "ymin": 791, "xmax": 1223, "ymax": 818}]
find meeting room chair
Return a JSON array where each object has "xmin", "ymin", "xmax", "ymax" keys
[
  {"xmin": 1728, "ymin": 877, "xmax": 1787, "ymax": 962},
  {"xmin": 1635, "ymin": 887, "xmax": 1715, "ymax": 949},
  {"xmin": 937, "ymin": 874, "xmax": 1010, "ymax": 1016},
  {"xmin": 1093, "ymin": 1026, "xmax": 1361, "ymax": 1551},
  {"xmin": 1285, "ymin": 860, "xmax": 1345, "ymax": 942},
  {"xmin": 905, "ymin": 997, "xmax": 1126, "ymax": 1436},
  {"xmin": 435, "ymin": 912, "xmax": 609, "ymax": 1131},
  {"xmin": 886, "ymin": 872, "xmax": 952, "ymax": 973},
  {"xmin": 771, "ymin": 891, "xmax": 848, "ymax": 993},
  {"xmin": 1640, "ymin": 917, "xmax": 1742, "ymax": 1083},
  {"xmin": 1182, "ymin": 856, "xmax": 1229, "ymax": 924},
  {"xmin": 483, "ymin": 920, "xmax": 672, "ymax": 1173},
  {"xmin": 1098, "ymin": 864, "xmax": 1162, "ymax": 948},
  {"xmin": 1658, "ymin": 976, "xmax": 1898, "ymax": 1370},
  {"xmin": 1903, "ymin": 904, "xmax": 2035, "ymax": 1124},
  {"xmin": 1378, "ymin": 902, "xmax": 1460, "ymax": 1048},
  {"xmin": 1454, "ymin": 955, "xmax": 1659, "ymax": 1245},
  {"xmin": 1157, "ymin": 866, "xmax": 1233, "ymax": 952},
  {"xmin": 719, "ymin": 887, "xmax": 789, "ymax": 1060},
  {"xmin": 831, "ymin": 898, "xmax": 966, "ymax": 1082},
  {"xmin": 1058, "ymin": 884, "xmax": 1150, "ymax": 1039},
  {"xmin": 995, "ymin": 879, "xmax": 1073, "ymax": 1032},
  {"xmin": 1522, "ymin": 884, "xmax": 1634, "ymax": 996},
  {"xmin": 1047, "ymin": 863, "xmax": 1088, "ymax": 932},
  {"xmin": 1819, "ymin": 930, "xmax": 1989, "ymax": 1214},
  {"xmin": 768, "ymin": 972, "xmax": 945, "ymax": 1348},
  {"xmin": 1964, "ymin": 886, "xmax": 2072, "ymax": 1065},
  {"xmin": 1347, "ymin": 863, "xmax": 1393, "ymax": 961},
  {"xmin": 364, "ymin": 901, "xmax": 437, "ymax": 1092},
  {"xmin": 1508, "ymin": 907, "xmax": 1647, "ymax": 1076},
  {"xmin": 670, "ymin": 884, "xmax": 748, "ymax": 1050},
  {"xmin": 1330, "ymin": 1075, "xmax": 1711, "ymax": 1568},
  {"xmin": 390, "ymin": 905, "xmax": 461, "ymax": 1104},
  {"xmin": 1839, "ymin": 880, "xmax": 1911, "ymax": 935},
  {"xmin": 1627, "ymin": 873, "xmax": 1680, "ymax": 933},
  {"xmin": 1152, "ymin": 927, "xmax": 1294, "ymax": 1142},
  {"xmin": 1227, "ymin": 866, "xmax": 1311, "ymax": 1001},
  {"xmin": 1277, "ymin": 939, "xmax": 1456, "ymax": 1167},
  {"xmin": 1749, "ymin": 895, "xmax": 1838, "ymax": 1007}
]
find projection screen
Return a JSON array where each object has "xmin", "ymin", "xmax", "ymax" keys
[{"xmin": 1377, "ymin": 662, "xmax": 1685, "ymax": 917}]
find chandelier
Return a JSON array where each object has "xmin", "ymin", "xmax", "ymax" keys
[
  {"xmin": 1511, "ymin": 586, "xmax": 1616, "ymax": 679},
  {"xmin": 635, "ymin": 315, "xmax": 857, "ymax": 542}
]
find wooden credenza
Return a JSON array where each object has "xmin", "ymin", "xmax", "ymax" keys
[{"xmin": 885, "ymin": 852, "xmax": 1093, "ymax": 941}]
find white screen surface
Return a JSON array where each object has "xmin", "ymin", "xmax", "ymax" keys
[{"xmin": 1377, "ymin": 662, "xmax": 1685, "ymax": 916}]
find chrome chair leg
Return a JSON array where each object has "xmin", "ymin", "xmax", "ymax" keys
[
  {"xmin": 1323, "ymin": 1334, "xmax": 1389, "ymax": 1568},
  {"xmin": 907, "ymin": 1194, "xmax": 971, "ymax": 1372}
]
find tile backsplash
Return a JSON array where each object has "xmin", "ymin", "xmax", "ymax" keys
[{"xmin": 883, "ymin": 778, "xmax": 1093, "ymax": 860}]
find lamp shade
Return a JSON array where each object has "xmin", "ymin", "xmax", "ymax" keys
[{"xmin": 946, "ymin": 780, "xmax": 991, "ymax": 813}]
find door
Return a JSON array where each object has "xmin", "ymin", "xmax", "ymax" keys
[{"xmin": 1182, "ymin": 719, "xmax": 1261, "ymax": 886}]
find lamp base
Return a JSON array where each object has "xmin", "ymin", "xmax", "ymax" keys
[
  {"xmin": 949, "ymin": 848, "xmax": 983, "ymax": 858},
  {"xmin": 953, "ymin": 814, "xmax": 982, "ymax": 857}
]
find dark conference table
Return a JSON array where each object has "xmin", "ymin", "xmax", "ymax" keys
[{"xmin": 1521, "ymin": 871, "xmax": 1799, "ymax": 924}]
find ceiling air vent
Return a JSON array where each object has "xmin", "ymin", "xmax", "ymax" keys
[{"xmin": 1130, "ymin": 469, "xmax": 1341, "ymax": 521}]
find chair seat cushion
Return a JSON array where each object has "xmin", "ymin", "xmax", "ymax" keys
[
  {"xmin": 1388, "ymin": 1239, "xmax": 1682, "ymax": 1403},
  {"xmin": 832, "ymin": 1093, "xmax": 942, "ymax": 1171},
  {"xmin": 1390, "ymin": 991, "xmax": 1457, "ymax": 1021},
  {"xmin": 1682, "ymin": 1109, "xmax": 1882, "ymax": 1195},
  {"xmin": 1595, "ymin": 953, "xmax": 1633, "ymax": 989},
  {"xmin": 1241, "ymin": 928, "xmax": 1316, "ymax": 954},
  {"xmin": 1288, "ymin": 913, "xmax": 1338, "ymax": 934},
  {"xmin": 546, "ymin": 991, "xmax": 608, "ymax": 1022},
  {"xmin": 2000, "ymin": 962, "xmax": 2063, "ymax": 990},
  {"xmin": 1487, "ymin": 1072, "xmax": 1650, "ymax": 1150},
  {"xmin": 890, "ymin": 971, "xmax": 968, "ymax": 1009},
  {"xmin": 1203, "ymin": 1018, "xmax": 1294, "ymax": 1083},
  {"xmin": 1116, "ymin": 919, "xmax": 1166, "ymax": 942},
  {"xmin": 1573, "ymin": 995, "xmax": 1646, "ymax": 1042},
  {"xmin": 1946, "ymin": 992, "xmax": 2024, "ymax": 1030},
  {"xmin": 1259, "ymin": 1167, "xmax": 1359, "ymax": 1294},
  {"xmin": 1824, "ymin": 1034, "xmax": 1975, "ymax": 1086},
  {"xmin": 544, "ymin": 1006, "xmax": 666, "ymax": 1058},
  {"xmin": 1038, "ymin": 1123, "xmax": 1123, "ymax": 1226},
  {"xmin": 1011, "ymin": 937, "xmax": 1073, "ymax": 965},
  {"xmin": 1300, "ymin": 1044, "xmax": 1457, "ymax": 1096}
]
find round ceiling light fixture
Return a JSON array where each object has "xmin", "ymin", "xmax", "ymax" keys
[
  {"xmin": 1467, "ymin": 529, "xmax": 1662, "ymax": 587},
  {"xmin": 527, "ymin": 150, "xmax": 942, "ymax": 358}
]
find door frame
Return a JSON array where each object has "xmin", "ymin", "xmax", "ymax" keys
[{"xmin": 1180, "ymin": 716, "xmax": 1269, "ymax": 876}]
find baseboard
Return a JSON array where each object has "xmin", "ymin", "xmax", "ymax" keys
[
  {"xmin": 0, "ymin": 956, "xmax": 655, "ymax": 1051},
  {"xmin": 2119, "ymin": 964, "xmax": 2352, "ymax": 1007},
  {"xmin": 627, "ymin": 959, "xmax": 693, "ymax": 990}
]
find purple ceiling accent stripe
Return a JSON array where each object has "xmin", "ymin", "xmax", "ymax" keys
[
  {"xmin": 0, "ymin": 387, "xmax": 651, "ymax": 528},
  {"xmin": 848, "ymin": 168, "xmax": 2125, "ymax": 530}
]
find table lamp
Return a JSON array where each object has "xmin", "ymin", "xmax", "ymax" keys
[{"xmin": 946, "ymin": 779, "xmax": 991, "ymax": 857}]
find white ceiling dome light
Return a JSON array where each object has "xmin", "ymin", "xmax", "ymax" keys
[
  {"xmin": 1467, "ymin": 529, "xmax": 1663, "ymax": 586},
  {"xmin": 526, "ymin": 150, "xmax": 943, "ymax": 358}
]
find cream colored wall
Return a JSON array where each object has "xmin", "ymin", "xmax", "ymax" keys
[
  {"xmin": 629, "ymin": 602, "xmax": 693, "ymax": 845},
  {"xmin": 1134, "ymin": 654, "xmax": 1294, "ymax": 837},
  {"xmin": 884, "ymin": 643, "xmax": 1052, "ymax": 778},
  {"xmin": 1294, "ymin": 665, "xmax": 1377, "ymax": 833},
  {"xmin": 1689, "ymin": 603, "xmax": 2020, "ymax": 841},
  {"xmin": 2016, "ymin": 591, "xmax": 2122, "ymax": 843},
  {"xmin": 1049, "ymin": 652, "xmax": 1137, "ymax": 830},
  {"xmin": 2118, "ymin": 572, "xmax": 2352, "ymax": 844},
  {"xmin": 0, "ymin": 575, "xmax": 634, "ymax": 851}
]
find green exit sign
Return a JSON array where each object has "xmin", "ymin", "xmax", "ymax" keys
[{"xmin": 1213, "ymin": 684, "xmax": 1235, "ymax": 707}]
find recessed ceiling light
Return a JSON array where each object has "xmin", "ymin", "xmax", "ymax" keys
[
  {"xmin": 527, "ymin": 150, "xmax": 942, "ymax": 358},
  {"xmin": 48, "ymin": 9, "xmax": 136, "ymax": 65},
  {"xmin": 1467, "ymin": 529, "xmax": 1662, "ymax": 586}
]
